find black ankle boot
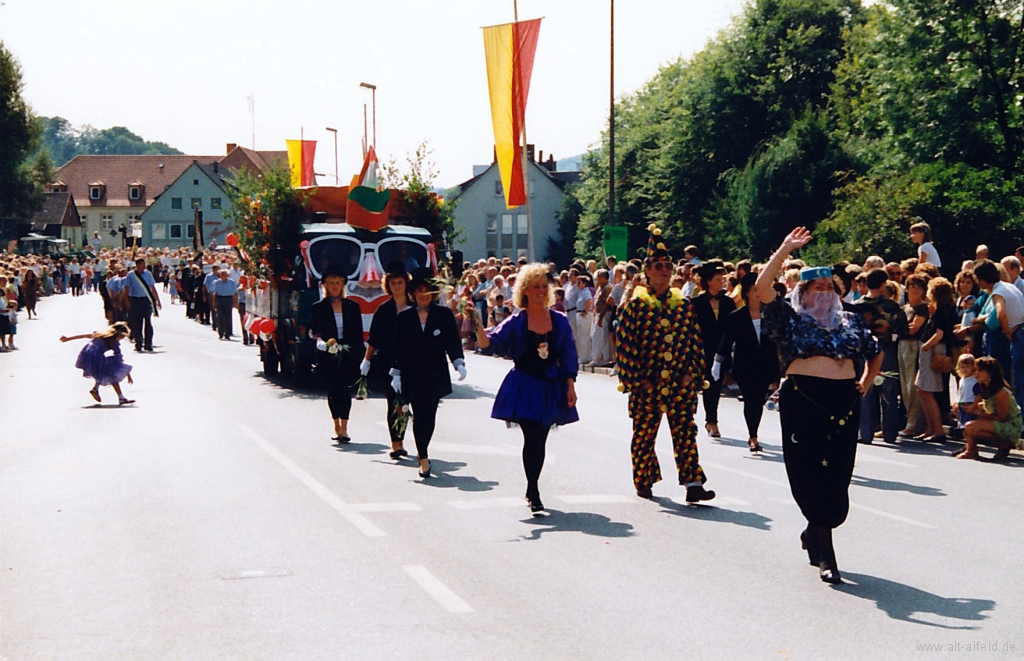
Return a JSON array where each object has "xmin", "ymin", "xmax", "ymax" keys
[{"xmin": 815, "ymin": 526, "xmax": 842, "ymax": 584}]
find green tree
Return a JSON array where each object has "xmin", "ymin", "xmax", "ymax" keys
[
  {"xmin": 224, "ymin": 164, "xmax": 306, "ymax": 278},
  {"xmin": 378, "ymin": 141, "xmax": 460, "ymax": 245},
  {"xmin": 0, "ymin": 41, "xmax": 41, "ymax": 219},
  {"xmin": 547, "ymin": 182, "xmax": 583, "ymax": 267},
  {"xmin": 574, "ymin": 0, "xmax": 865, "ymax": 261}
]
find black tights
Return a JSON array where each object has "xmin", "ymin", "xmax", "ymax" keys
[
  {"xmin": 702, "ymin": 372, "xmax": 722, "ymax": 424},
  {"xmin": 738, "ymin": 378, "xmax": 772, "ymax": 438},
  {"xmin": 519, "ymin": 420, "xmax": 551, "ymax": 497},
  {"xmin": 411, "ymin": 396, "xmax": 440, "ymax": 459}
]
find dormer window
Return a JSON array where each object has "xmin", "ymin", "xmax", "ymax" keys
[
  {"xmin": 89, "ymin": 181, "xmax": 105, "ymax": 200},
  {"xmin": 128, "ymin": 180, "xmax": 144, "ymax": 201},
  {"xmin": 129, "ymin": 187, "xmax": 141, "ymax": 200},
  {"xmin": 50, "ymin": 181, "xmax": 68, "ymax": 194}
]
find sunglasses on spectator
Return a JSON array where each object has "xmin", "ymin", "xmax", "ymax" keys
[{"xmin": 650, "ymin": 262, "xmax": 674, "ymax": 271}]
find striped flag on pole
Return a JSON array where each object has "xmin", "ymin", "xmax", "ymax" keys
[
  {"xmin": 286, "ymin": 139, "xmax": 316, "ymax": 187},
  {"xmin": 482, "ymin": 18, "xmax": 542, "ymax": 209}
]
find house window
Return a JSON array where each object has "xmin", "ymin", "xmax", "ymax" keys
[
  {"xmin": 494, "ymin": 180, "xmax": 503, "ymax": 196},
  {"xmin": 517, "ymin": 214, "xmax": 528, "ymax": 255},
  {"xmin": 90, "ymin": 187, "xmax": 102, "ymax": 200},
  {"xmin": 169, "ymin": 224, "xmax": 182, "ymax": 239},
  {"xmin": 171, "ymin": 198, "xmax": 182, "ymax": 209},
  {"xmin": 191, "ymin": 198, "xmax": 202, "ymax": 209},
  {"xmin": 210, "ymin": 197, "xmax": 222, "ymax": 210},
  {"xmin": 193, "ymin": 179, "xmax": 199, "ymax": 186},
  {"xmin": 152, "ymin": 223, "xmax": 167, "ymax": 240},
  {"xmin": 485, "ymin": 214, "xmax": 498, "ymax": 256},
  {"xmin": 186, "ymin": 224, "xmax": 195, "ymax": 239},
  {"xmin": 80, "ymin": 214, "xmax": 87, "ymax": 227},
  {"xmin": 501, "ymin": 213, "xmax": 513, "ymax": 258},
  {"xmin": 51, "ymin": 187, "xmax": 62, "ymax": 194},
  {"xmin": 101, "ymin": 215, "xmax": 114, "ymax": 230},
  {"xmin": 129, "ymin": 187, "xmax": 140, "ymax": 200}
]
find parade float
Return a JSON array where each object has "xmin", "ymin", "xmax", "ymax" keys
[{"xmin": 228, "ymin": 148, "xmax": 448, "ymax": 384}]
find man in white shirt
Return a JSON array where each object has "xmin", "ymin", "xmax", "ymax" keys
[
  {"xmin": 1000, "ymin": 256, "xmax": 1024, "ymax": 297},
  {"xmin": 910, "ymin": 220, "xmax": 941, "ymax": 269}
]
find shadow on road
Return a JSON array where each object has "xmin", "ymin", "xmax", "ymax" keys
[
  {"xmin": 838, "ymin": 572, "xmax": 995, "ymax": 630},
  {"xmin": 445, "ymin": 383, "xmax": 496, "ymax": 401},
  {"xmin": 333, "ymin": 441, "xmax": 389, "ymax": 456},
  {"xmin": 79, "ymin": 404, "xmax": 135, "ymax": 410},
  {"xmin": 653, "ymin": 496, "xmax": 773, "ymax": 531},
  {"xmin": 416, "ymin": 459, "xmax": 499, "ymax": 492},
  {"xmin": 850, "ymin": 474, "xmax": 946, "ymax": 497},
  {"xmin": 519, "ymin": 509, "xmax": 635, "ymax": 540}
]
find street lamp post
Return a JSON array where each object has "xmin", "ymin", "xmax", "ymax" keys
[
  {"xmin": 359, "ymin": 82, "xmax": 377, "ymax": 149},
  {"xmin": 325, "ymin": 127, "xmax": 339, "ymax": 185}
]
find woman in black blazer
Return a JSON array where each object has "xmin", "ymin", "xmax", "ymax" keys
[
  {"xmin": 713, "ymin": 273, "xmax": 780, "ymax": 452},
  {"xmin": 362, "ymin": 261, "xmax": 412, "ymax": 460},
  {"xmin": 391, "ymin": 268, "xmax": 466, "ymax": 478},
  {"xmin": 691, "ymin": 260, "xmax": 736, "ymax": 438},
  {"xmin": 310, "ymin": 266, "xmax": 365, "ymax": 444}
]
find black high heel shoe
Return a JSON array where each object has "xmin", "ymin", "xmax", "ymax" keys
[
  {"xmin": 748, "ymin": 438, "xmax": 763, "ymax": 453},
  {"xmin": 800, "ymin": 530, "xmax": 821, "ymax": 567},
  {"xmin": 526, "ymin": 494, "xmax": 545, "ymax": 513},
  {"xmin": 389, "ymin": 448, "xmax": 409, "ymax": 460},
  {"xmin": 815, "ymin": 526, "xmax": 843, "ymax": 584},
  {"xmin": 418, "ymin": 459, "xmax": 431, "ymax": 479}
]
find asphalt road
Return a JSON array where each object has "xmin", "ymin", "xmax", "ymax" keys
[{"xmin": 2, "ymin": 293, "xmax": 1022, "ymax": 661}]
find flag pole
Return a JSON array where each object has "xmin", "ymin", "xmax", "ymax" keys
[
  {"xmin": 513, "ymin": 0, "xmax": 535, "ymax": 261},
  {"xmin": 251, "ymin": 92, "xmax": 256, "ymax": 149}
]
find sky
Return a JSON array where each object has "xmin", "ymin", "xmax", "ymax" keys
[{"xmin": 1, "ymin": 0, "xmax": 746, "ymax": 188}]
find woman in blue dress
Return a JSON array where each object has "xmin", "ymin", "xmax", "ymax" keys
[
  {"xmin": 473, "ymin": 263, "xmax": 579, "ymax": 513},
  {"xmin": 60, "ymin": 321, "xmax": 135, "ymax": 405}
]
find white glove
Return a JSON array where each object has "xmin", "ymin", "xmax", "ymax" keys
[
  {"xmin": 316, "ymin": 338, "xmax": 328, "ymax": 351},
  {"xmin": 359, "ymin": 359, "xmax": 371, "ymax": 376},
  {"xmin": 711, "ymin": 360, "xmax": 722, "ymax": 382},
  {"xmin": 391, "ymin": 374, "xmax": 402, "ymax": 393},
  {"xmin": 457, "ymin": 365, "xmax": 467, "ymax": 381}
]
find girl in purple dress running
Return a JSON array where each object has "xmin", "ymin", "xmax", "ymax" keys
[{"xmin": 60, "ymin": 321, "xmax": 135, "ymax": 405}]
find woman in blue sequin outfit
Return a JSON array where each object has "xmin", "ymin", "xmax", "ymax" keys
[
  {"xmin": 755, "ymin": 228, "xmax": 883, "ymax": 584},
  {"xmin": 474, "ymin": 263, "xmax": 579, "ymax": 513}
]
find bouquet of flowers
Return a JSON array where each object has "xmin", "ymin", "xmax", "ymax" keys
[
  {"xmin": 391, "ymin": 396, "xmax": 412, "ymax": 438},
  {"xmin": 353, "ymin": 375, "xmax": 369, "ymax": 401}
]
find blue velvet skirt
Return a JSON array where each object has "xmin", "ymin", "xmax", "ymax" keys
[{"xmin": 491, "ymin": 368, "xmax": 579, "ymax": 428}]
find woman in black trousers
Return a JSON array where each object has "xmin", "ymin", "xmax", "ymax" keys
[
  {"xmin": 391, "ymin": 268, "xmax": 467, "ymax": 478},
  {"xmin": 713, "ymin": 273, "xmax": 780, "ymax": 452},
  {"xmin": 310, "ymin": 266, "xmax": 364, "ymax": 443},
  {"xmin": 362, "ymin": 261, "xmax": 412, "ymax": 460},
  {"xmin": 691, "ymin": 260, "xmax": 736, "ymax": 438}
]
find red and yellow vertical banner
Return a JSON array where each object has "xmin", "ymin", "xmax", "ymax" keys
[
  {"xmin": 286, "ymin": 139, "xmax": 317, "ymax": 187},
  {"xmin": 483, "ymin": 18, "xmax": 541, "ymax": 209}
]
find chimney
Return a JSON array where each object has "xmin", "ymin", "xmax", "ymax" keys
[
  {"xmin": 547, "ymin": 154, "xmax": 556, "ymax": 172},
  {"xmin": 526, "ymin": 144, "xmax": 535, "ymax": 162},
  {"xmin": 539, "ymin": 150, "xmax": 544, "ymax": 163},
  {"xmin": 226, "ymin": 143, "xmax": 237, "ymax": 155}
]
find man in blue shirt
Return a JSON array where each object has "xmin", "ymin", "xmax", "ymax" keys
[
  {"xmin": 108, "ymin": 262, "xmax": 129, "ymax": 323},
  {"xmin": 208, "ymin": 267, "xmax": 240, "ymax": 340},
  {"xmin": 202, "ymin": 263, "xmax": 221, "ymax": 331},
  {"xmin": 126, "ymin": 258, "xmax": 161, "ymax": 352}
]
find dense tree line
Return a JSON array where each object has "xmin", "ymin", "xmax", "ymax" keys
[
  {"xmin": 560, "ymin": 0, "xmax": 1024, "ymax": 270},
  {"xmin": 36, "ymin": 116, "xmax": 182, "ymax": 166}
]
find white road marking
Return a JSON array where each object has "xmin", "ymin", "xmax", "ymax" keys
[
  {"xmin": 238, "ymin": 423, "xmax": 386, "ymax": 537},
  {"xmin": 449, "ymin": 497, "xmax": 525, "ymax": 510},
  {"xmin": 578, "ymin": 425, "xmax": 624, "ymax": 440},
  {"xmin": 850, "ymin": 503, "xmax": 936, "ymax": 529},
  {"xmin": 855, "ymin": 453, "xmax": 916, "ymax": 468},
  {"xmin": 347, "ymin": 502, "xmax": 422, "ymax": 513},
  {"xmin": 557, "ymin": 495, "xmax": 635, "ymax": 505},
  {"xmin": 702, "ymin": 461, "xmax": 790, "ymax": 488},
  {"xmin": 429, "ymin": 442, "xmax": 519, "ymax": 456},
  {"xmin": 403, "ymin": 565, "xmax": 474, "ymax": 613}
]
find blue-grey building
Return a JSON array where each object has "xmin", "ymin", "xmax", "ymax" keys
[
  {"xmin": 451, "ymin": 148, "xmax": 579, "ymax": 263},
  {"xmin": 140, "ymin": 161, "xmax": 230, "ymax": 249}
]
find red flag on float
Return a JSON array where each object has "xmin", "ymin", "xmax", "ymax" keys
[{"xmin": 483, "ymin": 18, "xmax": 542, "ymax": 208}]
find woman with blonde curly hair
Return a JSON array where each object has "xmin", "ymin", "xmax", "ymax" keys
[{"xmin": 474, "ymin": 263, "xmax": 579, "ymax": 513}]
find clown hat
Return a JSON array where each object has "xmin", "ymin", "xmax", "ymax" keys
[{"xmin": 644, "ymin": 223, "xmax": 672, "ymax": 265}]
